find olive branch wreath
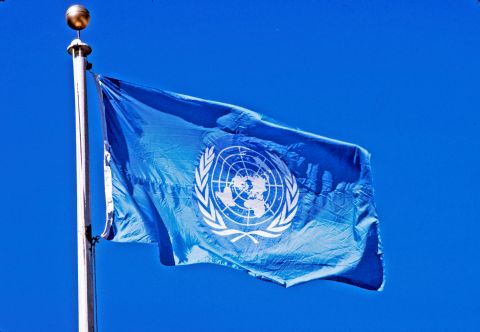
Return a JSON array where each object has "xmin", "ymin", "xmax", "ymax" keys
[{"xmin": 194, "ymin": 147, "xmax": 299, "ymax": 244}]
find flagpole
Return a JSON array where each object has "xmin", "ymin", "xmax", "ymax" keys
[{"xmin": 66, "ymin": 5, "xmax": 95, "ymax": 332}]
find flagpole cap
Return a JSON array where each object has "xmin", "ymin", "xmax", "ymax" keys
[
  {"xmin": 67, "ymin": 38, "xmax": 92, "ymax": 56},
  {"xmin": 66, "ymin": 4, "xmax": 90, "ymax": 30}
]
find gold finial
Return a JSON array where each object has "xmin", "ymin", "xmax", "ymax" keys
[{"xmin": 66, "ymin": 5, "xmax": 90, "ymax": 31}]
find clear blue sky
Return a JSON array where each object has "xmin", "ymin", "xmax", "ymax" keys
[{"xmin": 1, "ymin": 1, "xmax": 479, "ymax": 331}]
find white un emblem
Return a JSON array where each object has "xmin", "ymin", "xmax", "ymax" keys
[{"xmin": 194, "ymin": 144, "xmax": 299, "ymax": 244}]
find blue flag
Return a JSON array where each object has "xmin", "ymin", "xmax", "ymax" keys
[{"xmin": 96, "ymin": 75, "xmax": 385, "ymax": 290}]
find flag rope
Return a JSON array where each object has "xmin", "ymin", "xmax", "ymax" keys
[{"xmin": 91, "ymin": 236, "xmax": 101, "ymax": 332}]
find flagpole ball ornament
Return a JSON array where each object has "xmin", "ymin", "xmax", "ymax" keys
[
  {"xmin": 66, "ymin": 5, "xmax": 90, "ymax": 30},
  {"xmin": 66, "ymin": 5, "xmax": 92, "ymax": 56}
]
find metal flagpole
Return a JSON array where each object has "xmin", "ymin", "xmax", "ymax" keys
[{"xmin": 66, "ymin": 5, "xmax": 95, "ymax": 332}]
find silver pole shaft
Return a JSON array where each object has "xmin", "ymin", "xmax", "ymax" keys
[{"xmin": 70, "ymin": 40, "xmax": 95, "ymax": 332}]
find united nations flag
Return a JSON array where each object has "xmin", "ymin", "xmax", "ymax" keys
[{"xmin": 96, "ymin": 75, "xmax": 385, "ymax": 290}]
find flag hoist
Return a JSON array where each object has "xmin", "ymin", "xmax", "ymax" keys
[{"xmin": 66, "ymin": 5, "xmax": 95, "ymax": 332}]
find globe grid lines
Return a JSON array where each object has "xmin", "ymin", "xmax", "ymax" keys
[
  {"xmin": 215, "ymin": 148, "xmax": 282, "ymax": 225},
  {"xmin": 195, "ymin": 146, "xmax": 299, "ymax": 243},
  {"xmin": 211, "ymin": 146, "xmax": 285, "ymax": 227},
  {"xmin": 238, "ymin": 146, "xmax": 248, "ymax": 173},
  {"xmin": 212, "ymin": 179, "xmax": 282, "ymax": 187},
  {"xmin": 219, "ymin": 167, "xmax": 275, "ymax": 226}
]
